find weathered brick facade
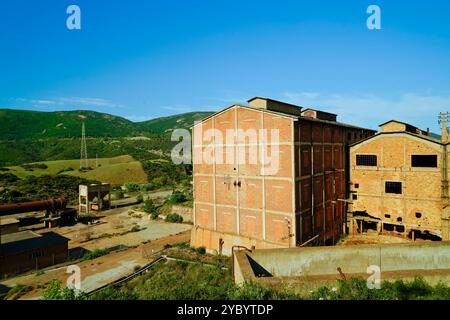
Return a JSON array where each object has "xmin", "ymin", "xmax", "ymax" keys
[
  {"xmin": 191, "ymin": 97, "xmax": 375, "ymax": 254},
  {"xmin": 350, "ymin": 120, "xmax": 450, "ymax": 241}
]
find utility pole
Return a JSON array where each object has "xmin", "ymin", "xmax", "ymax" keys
[
  {"xmin": 438, "ymin": 112, "xmax": 450, "ymax": 240},
  {"xmin": 80, "ymin": 122, "xmax": 88, "ymax": 169}
]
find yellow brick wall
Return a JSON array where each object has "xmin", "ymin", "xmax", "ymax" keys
[{"xmin": 350, "ymin": 133, "xmax": 445, "ymax": 237}]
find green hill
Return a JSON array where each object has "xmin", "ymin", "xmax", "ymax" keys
[
  {"xmin": 0, "ymin": 109, "xmax": 214, "ymax": 140},
  {"xmin": 138, "ymin": 112, "xmax": 213, "ymax": 134}
]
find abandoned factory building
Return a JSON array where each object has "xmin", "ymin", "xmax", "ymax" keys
[
  {"xmin": 191, "ymin": 97, "xmax": 375, "ymax": 254},
  {"xmin": 349, "ymin": 119, "xmax": 450, "ymax": 241}
]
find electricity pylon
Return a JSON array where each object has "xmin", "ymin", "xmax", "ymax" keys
[{"xmin": 80, "ymin": 122, "xmax": 88, "ymax": 169}]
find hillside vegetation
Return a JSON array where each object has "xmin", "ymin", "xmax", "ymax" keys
[
  {"xmin": 0, "ymin": 109, "xmax": 213, "ymax": 140},
  {"xmin": 6, "ymin": 155, "xmax": 148, "ymax": 185}
]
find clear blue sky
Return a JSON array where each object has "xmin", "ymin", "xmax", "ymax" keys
[{"xmin": 1, "ymin": 0, "xmax": 450, "ymax": 131}]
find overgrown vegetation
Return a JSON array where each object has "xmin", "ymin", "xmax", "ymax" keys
[
  {"xmin": 81, "ymin": 248, "xmax": 109, "ymax": 261},
  {"xmin": 0, "ymin": 174, "xmax": 98, "ymax": 204},
  {"xmin": 165, "ymin": 213, "xmax": 184, "ymax": 223},
  {"xmin": 44, "ymin": 259, "xmax": 450, "ymax": 300}
]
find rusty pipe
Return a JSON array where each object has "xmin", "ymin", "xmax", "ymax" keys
[{"xmin": 0, "ymin": 198, "xmax": 67, "ymax": 216}]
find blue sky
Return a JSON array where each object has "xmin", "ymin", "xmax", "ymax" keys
[{"xmin": 1, "ymin": 0, "xmax": 450, "ymax": 131}]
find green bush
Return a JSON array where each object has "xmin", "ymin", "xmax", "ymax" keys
[
  {"xmin": 124, "ymin": 183, "xmax": 140, "ymax": 192},
  {"xmin": 115, "ymin": 189, "xmax": 124, "ymax": 200},
  {"xmin": 165, "ymin": 213, "xmax": 183, "ymax": 223},
  {"xmin": 143, "ymin": 199, "xmax": 155, "ymax": 213},
  {"xmin": 81, "ymin": 248, "xmax": 108, "ymax": 261},
  {"xmin": 41, "ymin": 280, "xmax": 86, "ymax": 300},
  {"xmin": 167, "ymin": 192, "xmax": 186, "ymax": 204},
  {"xmin": 136, "ymin": 193, "xmax": 144, "ymax": 203},
  {"xmin": 150, "ymin": 211, "xmax": 159, "ymax": 220},
  {"xmin": 195, "ymin": 246, "xmax": 206, "ymax": 255}
]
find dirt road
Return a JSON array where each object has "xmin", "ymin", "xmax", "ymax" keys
[{"xmin": 1, "ymin": 230, "xmax": 191, "ymax": 300}]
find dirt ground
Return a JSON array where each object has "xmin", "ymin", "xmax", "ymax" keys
[
  {"xmin": 1, "ymin": 230, "xmax": 191, "ymax": 300},
  {"xmin": 337, "ymin": 232, "xmax": 411, "ymax": 246}
]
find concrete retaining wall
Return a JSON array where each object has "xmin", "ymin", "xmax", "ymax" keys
[{"xmin": 234, "ymin": 242, "xmax": 450, "ymax": 286}]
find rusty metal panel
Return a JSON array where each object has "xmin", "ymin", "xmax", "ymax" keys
[
  {"xmin": 301, "ymin": 211, "xmax": 312, "ymax": 241},
  {"xmin": 239, "ymin": 178, "xmax": 263, "ymax": 210},
  {"xmin": 323, "ymin": 125, "xmax": 332, "ymax": 143},
  {"xmin": 215, "ymin": 175, "xmax": 237, "ymax": 206},
  {"xmin": 313, "ymin": 146, "xmax": 323, "ymax": 174},
  {"xmin": 301, "ymin": 180, "xmax": 312, "ymax": 209},
  {"xmin": 300, "ymin": 145, "xmax": 311, "ymax": 177},
  {"xmin": 324, "ymin": 145, "xmax": 332, "ymax": 171},
  {"xmin": 312, "ymin": 123, "xmax": 322, "ymax": 142},
  {"xmin": 325, "ymin": 204, "xmax": 333, "ymax": 231},
  {"xmin": 333, "ymin": 126, "xmax": 343, "ymax": 143},
  {"xmin": 325, "ymin": 173, "xmax": 333, "ymax": 201},
  {"xmin": 333, "ymin": 146, "xmax": 343, "ymax": 170},
  {"xmin": 216, "ymin": 206, "xmax": 236, "ymax": 234},
  {"xmin": 314, "ymin": 205, "xmax": 323, "ymax": 234},
  {"xmin": 313, "ymin": 177, "xmax": 323, "ymax": 206},
  {"xmin": 299, "ymin": 121, "xmax": 311, "ymax": 142}
]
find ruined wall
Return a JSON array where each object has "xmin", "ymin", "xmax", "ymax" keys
[{"xmin": 350, "ymin": 133, "xmax": 445, "ymax": 238}]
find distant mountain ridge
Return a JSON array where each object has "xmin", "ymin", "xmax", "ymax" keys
[{"xmin": 0, "ymin": 109, "xmax": 213, "ymax": 140}]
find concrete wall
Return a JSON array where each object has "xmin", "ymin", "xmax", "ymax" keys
[{"xmin": 233, "ymin": 242, "xmax": 450, "ymax": 285}]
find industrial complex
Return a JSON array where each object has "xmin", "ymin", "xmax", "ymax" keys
[
  {"xmin": 190, "ymin": 97, "xmax": 376, "ymax": 253},
  {"xmin": 1, "ymin": 97, "xmax": 450, "ymax": 297}
]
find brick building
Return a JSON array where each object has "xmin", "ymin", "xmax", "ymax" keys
[
  {"xmin": 190, "ymin": 97, "xmax": 375, "ymax": 254},
  {"xmin": 349, "ymin": 119, "xmax": 450, "ymax": 241},
  {"xmin": 0, "ymin": 231, "xmax": 69, "ymax": 277}
]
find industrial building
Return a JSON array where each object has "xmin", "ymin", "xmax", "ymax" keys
[
  {"xmin": 190, "ymin": 97, "xmax": 375, "ymax": 254},
  {"xmin": 79, "ymin": 183, "xmax": 111, "ymax": 215},
  {"xmin": 349, "ymin": 119, "xmax": 450, "ymax": 241},
  {"xmin": 0, "ymin": 231, "xmax": 69, "ymax": 277}
]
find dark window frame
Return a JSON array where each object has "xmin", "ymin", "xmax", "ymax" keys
[
  {"xmin": 411, "ymin": 155, "xmax": 437, "ymax": 168},
  {"xmin": 385, "ymin": 181, "xmax": 402, "ymax": 194},
  {"xmin": 356, "ymin": 154, "xmax": 377, "ymax": 166}
]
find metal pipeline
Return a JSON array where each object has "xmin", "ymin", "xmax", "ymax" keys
[{"xmin": 0, "ymin": 198, "xmax": 67, "ymax": 216}]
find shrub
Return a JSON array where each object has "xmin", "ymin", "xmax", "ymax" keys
[
  {"xmin": 124, "ymin": 183, "xmax": 140, "ymax": 192},
  {"xmin": 136, "ymin": 193, "xmax": 144, "ymax": 203},
  {"xmin": 143, "ymin": 199, "xmax": 155, "ymax": 213},
  {"xmin": 167, "ymin": 192, "xmax": 186, "ymax": 204},
  {"xmin": 115, "ymin": 189, "xmax": 124, "ymax": 200},
  {"xmin": 195, "ymin": 246, "xmax": 206, "ymax": 255},
  {"xmin": 41, "ymin": 280, "xmax": 86, "ymax": 300},
  {"xmin": 150, "ymin": 211, "xmax": 159, "ymax": 220},
  {"xmin": 81, "ymin": 248, "xmax": 108, "ymax": 261},
  {"xmin": 165, "ymin": 213, "xmax": 183, "ymax": 223}
]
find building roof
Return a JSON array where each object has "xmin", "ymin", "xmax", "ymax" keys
[
  {"xmin": 378, "ymin": 119, "xmax": 414, "ymax": 127},
  {"xmin": 247, "ymin": 96, "xmax": 301, "ymax": 109},
  {"xmin": 192, "ymin": 103, "xmax": 376, "ymax": 132},
  {"xmin": 0, "ymin": 231, "xmax": 69, "ymax": 256},
  {"xmin": 0, "ymin": 217, "xmax": 19, "ymax": 226},
  {"xmin": 350, "ymin": 130, "xmax": 444, "ymax": 148},
  {"xmin": 302, "ymin": 108, "xmax": 337, "ymax": 117}
]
